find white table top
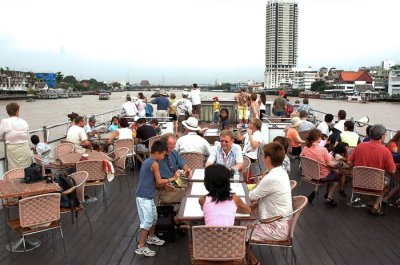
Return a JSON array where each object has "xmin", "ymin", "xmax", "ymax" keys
[
  {"xmin": 182, "ymin": 197, "xmax": 250, "ymax": 218},
  {"xmin": 190, "ymin": 182, "xmax": 246, "ymax": 196},
  {"xmin": 161, "ymin": 122, "xmax": 174, "ymax": 135},
  {"xmin": 191, "ymin": 168, "xmax": 205, "ymax": 181},
  {"xmin": 204, "ymin": 129, "xmax": 219, "ymax": 137}
]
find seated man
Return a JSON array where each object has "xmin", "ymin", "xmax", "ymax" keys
[
  {"xmin": 135, "ymin": 118, "xmax": 156, "ymax": 162},
  {"xmin": 236, "ymin": 118, "xmax": 262, "ymax": 162},
  {"xmin": 158, "ymin": 133, "xmax": 192, "ymax": 204},
  {"xmin": 84, "ymin": 116, "xmax": 100, "ymax": 150},
  {"xmin": 348, "ymin": 124, "xmax": 396, "ymax": 215},
  {"xmin": 298, "ymin": 110, "xmax": 315, "ymax": 132},
  {"xmin": 66, "ymin": 116, "xmax": 92, "ymax": 153},
  {"xmin": 335, "ymin": 120, "xmax": 360, "ymax": 148},
  {"xmin": 150, "ymin": 118, "xmax": 162, "ymax": 135},
  {"xmin": 122, "ymin": 96, "xmax": 138, "ymax": 117},
  {"xmin": 175, "ymin": 117, "xmax": 210, "ymax": 155},
  {"xmin": 206, "ymin": 130, "xmax": 243, "ymax": 171}
]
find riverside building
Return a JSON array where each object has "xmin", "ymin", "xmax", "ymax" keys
[{"xmin": 264, "ymin": 0, "xmax": 298, "ymax": 89}]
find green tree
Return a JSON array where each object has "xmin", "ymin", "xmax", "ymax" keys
[
  {"xmin": 63, "ymin": 75, "xmax": 78, "ymax": 86},
  {"xmin": 311, "ymin": 80, "xmax": 326, "ymax": 92},
  {"xmin": 56, "ymin": 72, "xmax": 64, "ymax": 84}
]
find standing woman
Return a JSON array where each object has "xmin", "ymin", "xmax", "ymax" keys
[
  {"xmin": 168, "ymin": 93, "xmax": 178, "ymax": 134},
  {"xmin": 0, "ymin": 102, "xmax": 32, "ymax": 170},
  {"xmin": 258, "ymin": 93, "xmax": 266, "ymax": 119},
  {"xmin": 136, "ymin": 92, "xmax": 147, "ymax": 118}
]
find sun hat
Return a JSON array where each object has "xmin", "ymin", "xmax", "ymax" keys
[
  {"xmin": 182, "ymin": 91, "xmax": 189, "ymax": 96},
  {"xmin": 213, "ymin": 96, "xmax": 219, "ymax": 100},
  {"xmin": 182, "ymin": 117, "xmax": 201, "ymax": 131},
  {"xmin": 291, "ymin": 117, "xmax": 301, "ymax": 127},
  {"xmin": 159, "ymin": 90, "xmax": 168, "ymax": 96}
]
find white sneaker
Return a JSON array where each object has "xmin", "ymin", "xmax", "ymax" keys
[
  {"xmin": 146, "ymin": 236, "xmax": 165, "ymax": 246},
  {"xmin": 135, "ymin": 246, "xmax": 156, "ymax": 257}
]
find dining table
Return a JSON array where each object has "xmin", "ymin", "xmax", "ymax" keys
[
  {"xmin": 189, "ymin": 168, "xmax": 245, "ymax": 183},
  {"xmin": 0, "ymin": 179, "xmax": 60, "ymax": 252},
  {"xmin": 58, "ymin": 150, "xmax": 111, "ymax": 167}
]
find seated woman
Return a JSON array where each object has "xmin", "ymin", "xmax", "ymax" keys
[
  {"xmin": 236, "ymin": 118, "xmax": 263, "ymax": 162},
  {"xmin": 273, "ymin": 136, "xmax": 291, "ymax": 174},
  {"xmin": 301, "ymin": 129, "xmax": 339, "ymax": 206},
  {"xmin": 286, "ymin": 117, "xmax": 305, "ymax": 157},
  {"xmin": 107, "ymin": 117, "xmax": 133, "ymax": 152},
  {"xmin": 247, "ymin": 143, "xmax": 292, "ymax": 265},
  {"xmin": 199, "ymin": 164, "xmax": 251, "ymax": 226},
  {"xmin": 219, "ymin": 108, "xmax": 230, "ymax": 131},
  {"xmin": 387, "ymin": 130, "xmax": 400, "ymax": 163},
  {"xmin": 108, "ymin": 116, "xmax": 120, "ymax": 132}
]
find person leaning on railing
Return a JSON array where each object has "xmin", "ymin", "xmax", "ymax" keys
[{"xmin": 0, "ymin": 102, "xmax": 32, "ymax": 170}]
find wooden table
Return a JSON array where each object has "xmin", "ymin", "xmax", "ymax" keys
[
  {"xmin": 58, "ymin": 151, "xmax": 111, "ymax": 166},
  {"xmin": 190, "ymin": 168, "xmax": 245, "ymax": 183},
  {"xmin": 0, "ymin": 179, "xmax": 60, "ymax": 252},
  {"xmin": 0, "ymin": 179, "xmax": 60, "ymax": 199},
  {"xmin": 186, "ymin": 182, "xmax": 248, "ymax": 197}
]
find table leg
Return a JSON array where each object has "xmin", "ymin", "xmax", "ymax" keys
[{"xmin": 6, "ymin": 237, "xmax": 41, "ymax": 252}]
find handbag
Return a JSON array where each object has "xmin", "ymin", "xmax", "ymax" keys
[{"xmin": 24, "ymin": 163, "xmax": 43, "ymax": 183}]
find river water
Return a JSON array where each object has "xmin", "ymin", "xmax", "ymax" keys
[{"xmin": 0, "ymin": 90, "xmax": 399, "ymax": 135}]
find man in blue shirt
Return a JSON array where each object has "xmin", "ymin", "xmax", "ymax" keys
[
  {"xmin": 151, "ymin": 90, "xmax": 170, "ymax": 118},
  {"xmin": 158, "ymin": 133, "xmax": 192, "ymax": 203}
]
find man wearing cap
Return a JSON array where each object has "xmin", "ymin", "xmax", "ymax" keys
[
  {"xmin": 122, "ymin": 96, "xmax": 138, "ymax": 117},
  {"xmin": 188, "ymin": 83, "xmax": 201, "ymax": 120},
  {"xmin": 206, "ymin": 130, "xmax": 243, "ymax": 171},
  {"xmin": 151, "ymin": 90, "xmax": 170, "ymax": 118},
  {"xmin": 84, "ymin": 116, "xmax": 100, "ymax": 150},
  {"xmin": 273, "ymin": 90, "xmax": 287, "ymax": 117},
  {"xmin": 173, "ymin": 92, "xmax": 192, "ymax": 134},
  {"xmin": 175, "ymin": 117, "xmax": 210, "ymax": 155},
  {"xmin": 212, "ymin": 96, "xmax": 220, "ymax": 124}
]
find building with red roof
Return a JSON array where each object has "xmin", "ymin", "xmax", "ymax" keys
[{"xmin": 333, "ymin": 71, "xmax": 374, "ymax": 93}]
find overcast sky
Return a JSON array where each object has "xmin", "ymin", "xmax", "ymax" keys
[{"xmin": 1, "ymin": 0, "xmax": 399, "ymax": 84}]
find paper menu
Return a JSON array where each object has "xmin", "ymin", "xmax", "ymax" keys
[
  {"xmin": 190, "ymin": 182, "xmax": 245, "ymax": 196},
  {"xmin": 183, "ymin": 197, "xmax": 250, "ymax": 217}
]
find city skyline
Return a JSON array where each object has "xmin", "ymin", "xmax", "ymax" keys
[{"xmin": 0, "ymin": 0, "xmax": 399, "ymax": 84}]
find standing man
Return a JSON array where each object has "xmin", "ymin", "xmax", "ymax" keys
[
  {"xmin": 272, "ymin": 90, "xmax": 287, "ymax": 117},
  {"xmin": 122, "ymin": 96, "xmax": 138, "ymax": 117},
  {"xmin": 0, "ymin": 102, "xmax": 32, "ymax": 170},
  {"xmin": 189, "ymin": 83, "xmax": 201, "ymax": 120},
  {"xmin": 151, "ymin": 90, "xmax": 170, "ymax": 118},
  {"xmin": 173, "ymin": 92, "xmax": 192, "ymax": 135}
]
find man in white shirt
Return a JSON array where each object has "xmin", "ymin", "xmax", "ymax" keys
[
  {"xmin": 236, "ymin": 118, "xmax": 263, "ymax": 161},
  {"xmin": 121, "ymin": 96, "xmax": 138, "ymax": 117},
  {"xmin": 175, "ymin": 117, "xmax": 210, "ymax": 155},
  {"xmin": 333, "ymin": 109, "xmax": 347, "ymax": 133},
  {"xmin": 173, "ymin": 92, "xmax": 193, "ymax": 134},
  {"xmin": 188, "ymin": 83, "xmax": 201, "ymax": 120},
  {"xmin": 67, "ymin": 116, "xmax": 91, "ymax": 153},
  {"xmin": 317, "ymin": 113, "xmax": 334, "ymax": 137}
]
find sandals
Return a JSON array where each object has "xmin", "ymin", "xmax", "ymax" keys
[
  {"xmin": 325, "ymin": 198, "xmax": 337, "ymax": 208},
  {"xmin": 369, "ymin": 208, "xmax": 385, "ymax": 216},
  {"xmin": 338, "ymin": 190, "xmax": 347, "ymax": 198}
]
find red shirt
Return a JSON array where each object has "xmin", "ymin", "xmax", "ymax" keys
[{"xmin": 349, "ymin": 140, "xmax": 396, "ymax": 173}]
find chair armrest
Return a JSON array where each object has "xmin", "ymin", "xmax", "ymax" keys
[
  {"xmin": 260, "ymin": 215, "xmax": 283, "ymax": 224},
  {"xmin": 62, "ymin": 186, "xmax": 77, "ymax": 195}
]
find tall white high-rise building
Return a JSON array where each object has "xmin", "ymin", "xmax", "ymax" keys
[{"xmin": 264, "ymin": 0, "xmax": 298, "ymax": 89}]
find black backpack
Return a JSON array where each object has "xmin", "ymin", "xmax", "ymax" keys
[
  {"xmin": 55, "ymin": 171, "xmax": 79, "ymax": 208},
  {"xmin": 24, "ymin": 163, "xmax": 42, "ymax": 183}
]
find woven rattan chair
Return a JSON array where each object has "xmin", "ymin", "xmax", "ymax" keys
[
  {"xmin": 33, "ymin": 154, "xmax": 61, "ymax": 176},
  {"xmin": 350, "ymin": 166, "xmax": 385, "ymax": 213},
  {"xmin": 114, "ymin": 138, "xmax": 135, "ymax": 169},
  {"xmin": 299, "ymin": 156, "xmax": 337, "ymax": 200},
  {"xmin": 248, "ymin": 195, "xmax": 308, "ymax": 265},
  {"xmin": 135, "ymin": 135, "xmax": 161, "ymax": 167},
  {"xmin": 192, "ymin": 226, "xmax": 247, "ymax": 265},
  {"xmin": 7, "ymin": 193, "xmax": 67, "ymax": 264},
  {"xmin": 179, "ymin": 152, "xmax": 206, "ymax": 170},
  {"xmin": 54, "ymin": 142, "xmax": 75, "ymax": 161},
  {"xmin": 290, "ymin": 180, "xmax": 297, "ymax": 190},
  {"xmin": 60, "ymin": 171, "xmax": 93, "ymax": 238},
  {"xmin": 108, "ymin": 147, "xmax": 130, "ymax": 193},
  {"xmin": 76, "ymin": 160, "xmax": 108, "ymax": 207}
]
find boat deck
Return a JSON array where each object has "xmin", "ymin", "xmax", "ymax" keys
[{"xmin": 1, "ymin": 158, "xmax": 400, "ymax": 265}]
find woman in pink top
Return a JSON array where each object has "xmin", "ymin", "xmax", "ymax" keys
[
  {"xmin": 199, "ymin": 164, "xmax": 251, "ymax": 226},
  {"xmin": 301, "ymin": 129, "xmax": 339, "ymax": 207}
]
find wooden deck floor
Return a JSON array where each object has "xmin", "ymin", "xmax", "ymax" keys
[{"xmin": 1, "ymin": 158, "xmax": 400, "ymax": 265}]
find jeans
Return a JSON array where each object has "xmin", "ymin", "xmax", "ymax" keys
[{"xmin": 213, "ymin": 111, "xmax": 220, "ymax": 123}]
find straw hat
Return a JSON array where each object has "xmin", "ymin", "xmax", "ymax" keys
[
  {"xmin": 291, "ymin": 117, "xmax": 301, "ymax": 127},
  {"xmin": 159, "ymin": 90, "xmax": 168, "ymax": 96},
  {"xmin": 182, "ymin": 117, "xmax": 201, "ymax": 131}
]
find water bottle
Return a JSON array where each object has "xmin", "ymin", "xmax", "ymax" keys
[{"xmin": 233, "ymin": 168, "xmax": 240, "ymax": 183}]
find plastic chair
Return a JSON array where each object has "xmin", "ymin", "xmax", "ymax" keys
[
  {"xmin": 108, "ymin": 147, "xmax": 130, "ymax": 194},
  {"xmin": 248, "ymin": 196, "xmax": 308, "ymax": 265},
  {"xmin": 7, "ymin": 193, "xmax": 67, "ymax": 264},
  {"xmin": 114, "ymin": 138, "xmax": 135, "ymax": 170},
  {"xmin": 350, "ymin": 166, "xmax": 385, "ymax": 214},
  {"xmin": 299, "ymin": 156, "xmax": 337, "ymax": 200},
  {"xmin": 76, "ymin": 160, "xmax": 108, "ymax": 208},
  {"xmin": 59, "ymin": 171, "xmax": 93, "ymax": 238},
  {"xmin": 192, "ymin": 226, "xmax": 247, "ymax": 265},
  {"xmin": 179, "ymin": 152, "xmax": 206, "ymax": 170}
]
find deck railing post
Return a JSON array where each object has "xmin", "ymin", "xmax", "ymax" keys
[
  {"xmin": 43, "ymin": 126, "xmax": 48, "ymax": 143},
  {"xmin": 4, "ymin": 141, "xmax": 7, "ymax": 172}
]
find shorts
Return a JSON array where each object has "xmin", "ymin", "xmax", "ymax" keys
[
  {"xmin": 237, "ymin": 106, "xmax": 248, "ymax": 120},
  {"xmin": 136, "ymin": 197, "xmax": 157, "ymax": 230},
  {"xmin": 192, "ymin": 104, "xmax": 201, "ymax": 114},
  {"xmin": 169, "ymin": 113, "xmax": 177, "ymax": 121},
  {"xmin": 323, "ymin": 171, "xmax": 340, "ymax": 182}
]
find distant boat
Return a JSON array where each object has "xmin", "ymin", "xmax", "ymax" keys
[
  {"xmin": 347, "ymin": 95, "xmax": 366, "ymax": 103},
  {"xmin": 26, "ymin": 98, "xmax": 35, "ymax": 102},
  {"xmin": 99, "ymin": 92, "xmax": 110, "ymax": 100}
]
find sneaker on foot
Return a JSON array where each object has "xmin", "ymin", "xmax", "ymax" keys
[
  {"xmin": 135, "ymin": 246, "xmax": 156, "ymax": 257},
  {"xmin": 147, "ymin": 236, "xmax": 165, "ymax": 246}
]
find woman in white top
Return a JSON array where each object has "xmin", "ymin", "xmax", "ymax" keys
[
  {"xmin": 108, "ymin": 117, "xmax": 133, "ymax": 152},
  {"xmin": 247, "ymin": 142, "xmax": 293, "ymax": 265},
  {"xmin": 136, "ymin": 93, "xmax": 147, "ymax": 118},
  {"xmin": 0, "ymin": 102, "xmax": 32, "ymax": 169}
]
